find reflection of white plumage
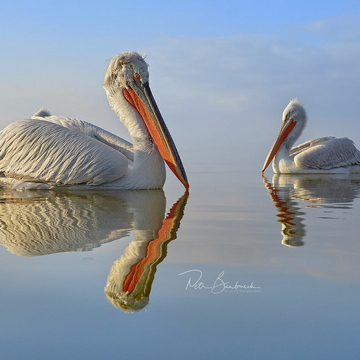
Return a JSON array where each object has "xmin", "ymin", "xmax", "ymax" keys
[
  {"xmin": 0, "ymin": 52, "xmax": 188, "ymax": 190},
  {"xmin": 105, "ymin": 191, "xmax": 188, "ymax": 313},
  {"xmin": 262, "ymin": 99, "xmax": 360, "ymax": 174},
  {"xmin": 0, "ymin": 188, "xmax": 188, "ymax": 313},
  {"xmin": 0, "ymin": 190, "xmax": 136, "ymax": 256},
  {"xmin": 263, "ymin": 173, "xmax": 360, "ymax": 247}
]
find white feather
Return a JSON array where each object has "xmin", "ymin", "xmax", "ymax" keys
[
  {"xmin": 32, "ymin": 111, "xmax": 134, "ymax": 161},
  {"xmin": 0, "ymin": 52, "xmax": 169, "ymax": 190},
  {"xmin": 270, "ymin": 99, "xmax": 360, "ymax": 174},
  {"xmin": 294, "ymin": 137, "xmax": 360, "ymax": 169},
  {"xmin": 0, "ymin": 119, "xmax": 129, "ymax": 186}
]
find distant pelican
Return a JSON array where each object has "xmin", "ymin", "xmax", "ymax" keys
[
  {"xmin": 0, "ymin": 52, "xmax": 188, "ymax": 190},
  {"xmin": 262, "ymin": 99, "xmax": 360, "ymax": 174}
]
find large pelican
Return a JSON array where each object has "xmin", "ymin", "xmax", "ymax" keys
[
  {"xmin": 262, "ymin": 99, "xmax": 360, "ymax": 174},
  {"xmin": 0, "ymin": 52, "xmax": 188, "ymax": 190}
]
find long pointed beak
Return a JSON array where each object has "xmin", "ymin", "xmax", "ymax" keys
[
  {"xmin": 262, "ymin": 119, "xmax": 296, "ymax": 173},
  {"xmin": 123, "ymin": 82, "xmax": 189, "ymax": 188}
]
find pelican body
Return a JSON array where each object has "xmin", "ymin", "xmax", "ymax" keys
[
  {"xmin": 262, "ymin": 99, "xmax": 360, "ymax": 174},
  {"xmin": 0, "ymin": 52, "xmax": 188, "ymax": 190}
]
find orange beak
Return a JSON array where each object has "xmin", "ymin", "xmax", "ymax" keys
[
  {"xmin": 262, "ymin": 119, "xmax": 296, "ymax": 173},
  {"xmin": 123, "ymin": 82, "xmax": 188, "ymax": 189}
]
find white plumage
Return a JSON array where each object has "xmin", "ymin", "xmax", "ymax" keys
[
  {"xmin": 32, "ymin": 108, "xmax": 134, "ymax": 161},
  {"xmin": 0, "ymin": 190, "xmax": 135, "ymax": 256},
  {"xmin": 262, "ymin": 99, "xmax": 360, "ymax": 174},
  {"xmin": 0, "ymin": 52, "xmax": 188, "ymax": 190},
  {"xmin": 0, "ymin": 119, "xmax": 129, "ymax": 186},
  {"xmin": 0, "ymin": 186, "xmax": 187, "ymax": 312}
]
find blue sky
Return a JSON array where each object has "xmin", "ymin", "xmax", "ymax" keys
[
  {"xmin": 1, "ymin": 0, "xmax": 360, "ymax": 171},
  {"xmin": 1, "ymin": 0, "xmax": 359, "ymax": 39}
]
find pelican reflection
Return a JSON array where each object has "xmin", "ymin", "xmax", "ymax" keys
[
  {"xmin": 0, "ymin": 189, "xmax": 188, "ymax": 312},
  {"xmin": 105, "ymin": 192, "xmax": 188, "ymax": 312},
  {"xmin": 263, "ymin": 174, "xmax": 360, "ymax": 247}
]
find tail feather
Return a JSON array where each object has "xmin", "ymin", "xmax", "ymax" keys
[{"xmin": 32, "ymin": 107, "xmax": 51, "ymax": 118}]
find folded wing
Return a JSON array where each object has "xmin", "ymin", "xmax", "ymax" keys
[
  {"xmin": 32, "ymin": 110, "xmax": 134, "ymax": 161},
  {"xmin": 0, "ymin": 119, "xmax": 129, "ymax": 186},
  {"xmin": 294, "ymin": 137, "xmax": 360, "ymax": 170}
]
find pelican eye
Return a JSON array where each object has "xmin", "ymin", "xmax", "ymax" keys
[{"xmin": 133, "ymin": 72, "xmax": 141, "ymax": 81}]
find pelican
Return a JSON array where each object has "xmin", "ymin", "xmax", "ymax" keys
[
  {"xmin": 262, "ymin": 99, "xmax": 360, "ymax": 174},
  {"xmin": 0, "ymin": 52, "xmax": 188, "ymax": 190}
]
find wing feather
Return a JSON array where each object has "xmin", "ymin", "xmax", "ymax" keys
[
  {"xmin": 294, "ymin": 137, "xmax": 360, "ymax": 169},
  {"xmin": 0, "ymin": 119, "xmax": 129, "ymax": 186},
  {"xmin": 32, "ymin": 112, "xmax": 134, "ymax": 161},
  {"xmin": 290, "ymin": 137, "xmax": 335, "ymax": 157}
]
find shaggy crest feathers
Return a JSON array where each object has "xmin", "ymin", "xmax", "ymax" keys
[
  {"xmin": 103, "ymin": 51, "xmax": 149, "ymax": 90},
  {"xmin": 283, "ymin": 98, "xmax": 307, "ymax": 124},
  {"xmin": 280, "ymin": 98, "xmax": 308, "ymax": 150},
  {"xmin": 33, "ymin": 107, "xmax": 51, "ymax": 118}
]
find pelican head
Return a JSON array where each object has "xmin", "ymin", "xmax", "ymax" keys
[
  {"xmin": 262, "ymin": 99, "xmax": 307, "ymax": 172},
  {"xmin": 103, "ymin": 52, "xmax": 150, "ymax": 90},
  {"xmin": 103, "ymin": 51, "xmax": 189, "ymax": 189}
]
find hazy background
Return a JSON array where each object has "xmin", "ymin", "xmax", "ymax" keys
[
  {"xmin": 1, "ymin": 4, "xmax": 360, "ymax": 357},
  {"xmin": 1, "ymin": 0, "xmax": 360, "ymax": 173}
]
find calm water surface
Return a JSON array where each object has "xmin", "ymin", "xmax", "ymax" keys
[{"xmin": 0, "ymin": 162, "xmax": 359, "ymax": 359}]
